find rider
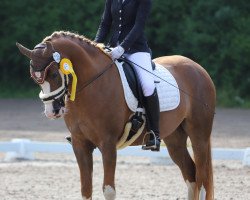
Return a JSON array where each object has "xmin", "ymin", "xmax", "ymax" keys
[{"xmin": 95, "ymin": 0, "xmax": 161, "ymax": 151}]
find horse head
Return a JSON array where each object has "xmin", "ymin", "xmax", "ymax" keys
[{"xmin": 16, "ymin": 42, "xmax": 68, "ymax": 119}]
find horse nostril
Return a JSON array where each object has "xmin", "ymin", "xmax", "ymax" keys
[
  {"xmin": 52, "ymin": 96, "xmax": 65, "ymax": 115},
  {"xmin": 53, "ymin": 108, "xmax": 60, "ymax": 115},
  {"xmin": 52, "ymin": 100, "xmax": 61, "ymax": 115}
]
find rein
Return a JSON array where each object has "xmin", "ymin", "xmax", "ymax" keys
[
  {"xmin": 121, "ymin": 57, "xmax": 216, "ymax": 114},
  {"xmin": 76, "ymin": 60, "xmax": 115, "ymax": 93}
]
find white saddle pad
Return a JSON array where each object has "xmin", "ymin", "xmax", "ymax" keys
[{"xmin": 115, "ymin": 61, "xmax": 180, "ymax": 112}]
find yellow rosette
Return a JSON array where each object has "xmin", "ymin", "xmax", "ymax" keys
[{"xmin": 59, "ymin": 58, "xmax": 77, "ymax": 101}]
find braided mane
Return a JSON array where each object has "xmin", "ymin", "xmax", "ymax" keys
[{"xmin": 43, "ymin": 31, "xmax": 109, "ymax": 56}]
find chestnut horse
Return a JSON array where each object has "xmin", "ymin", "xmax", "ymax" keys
[{"xmin": 17, "ymin": 31, "xmax": 216, "ymax": 200}]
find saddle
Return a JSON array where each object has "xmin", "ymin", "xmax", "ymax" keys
[
  {"xmin": 116, "ymin": 57, "xmax": 156, "ymax": 144},
  {"xmin": 103, "ymin": 46, "xmax": 155, "ymax": 106},
  {"xmin": 117, "ymin": 57, "xmax": 156, "ymax": 108}
]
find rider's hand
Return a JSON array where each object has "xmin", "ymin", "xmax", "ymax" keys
[{"xmin": 110, "ymin": 45, "xmax": 125, "ymax": 60}]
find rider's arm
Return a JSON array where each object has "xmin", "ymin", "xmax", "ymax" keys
[
  {"xmin": 94, "ymin": 0, "xmax": 112, "ymax": 43},
  {"xmin": 120, "ymin": 0, "xmax": 152, "ymax": 51}
]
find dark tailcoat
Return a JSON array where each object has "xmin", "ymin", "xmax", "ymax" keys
[{"xmin": 95, "ymin": 0, "xmax": 152, "ymax": 54}]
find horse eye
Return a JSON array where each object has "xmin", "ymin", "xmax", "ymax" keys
[{"xmin": 52, "ymin": 72, "xmax": 58, "ymax": 79}]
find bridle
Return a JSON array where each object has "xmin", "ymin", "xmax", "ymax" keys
[
  {"xmin": 39, "ymin": 71, "xmax": 69, "ymax": 103},
  {"xmin": 30, "ymin": 55, "xmax": 70, "ymax": 104},
  {"xmin": 30, "ymin": 46, "xmax": 115, "ymax": 104}
]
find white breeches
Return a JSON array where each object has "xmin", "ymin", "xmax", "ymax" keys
[{"xmin": 124, "ymin": 52, "xmax": 155, "ymax": 97}]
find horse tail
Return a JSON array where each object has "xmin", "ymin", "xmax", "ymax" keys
[{"xmin": 193, "ymin": 138, "xmax": 214, "ymax": 200}]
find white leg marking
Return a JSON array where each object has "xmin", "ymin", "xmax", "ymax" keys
[
  {"xmin": 82, "ymin": 196, "xmax": 91, "ymax": 200},
  {"xmin": 199, "ymin": 185, "xmax": 206, "ymax": 200},
  {"xmin": 186, "ymin": 180, "xmax": 196, "ymax": 200},
  {"xmin": 103, "ymin": 185, "xmax": 116, "ymax": 200}
]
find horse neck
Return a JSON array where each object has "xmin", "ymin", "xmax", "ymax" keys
[
  {"xmin": 55, "ymin": 38, "xmax": 130, "ymax": 135},
  {"xmin": 53, "ymin": 38, "xmax": 112, "ymax": 88}
]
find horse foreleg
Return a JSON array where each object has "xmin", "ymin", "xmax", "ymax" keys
[
  {"xmin": 100, "ymin": 142, "xmax": 117, "ymax": 200},
  {"xmin": 72, "ymin": 137, "xmax": 95, "ymax": 200}
]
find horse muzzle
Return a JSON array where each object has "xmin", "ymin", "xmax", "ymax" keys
[
  {"xmin": 40, "ymin": 88, "xmax": 67, "ymax": 119},
  {"xmin": 44, "ymin": 97, "xmax": 66, "ymax": 119}
]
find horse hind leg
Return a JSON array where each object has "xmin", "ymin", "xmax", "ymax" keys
[
  {"xmin": 183, "ymin": 118, "xmax": 214, "ymax": 200},
  {"xmin": 163, "ymin": 126, "xmax": 196, "ymax": 200},
  {"xmin": 191, "ymin": 137, "xmax": 213, "ymax": 200}
]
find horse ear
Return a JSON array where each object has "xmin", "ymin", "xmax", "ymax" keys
[
  {"xmin": 16, "ymin": 42, "xmax": 33, "ymax": 59},
  {"xmin": 43, "ymin": 41, "xmax": 54, "ymax": 57}
]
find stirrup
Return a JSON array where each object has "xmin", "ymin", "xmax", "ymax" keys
[{"xmin": 142, "ymin": 131, "xmax": 160, "ymax": 151}]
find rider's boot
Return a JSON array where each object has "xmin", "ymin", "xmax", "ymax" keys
[{"xmin": 142, "ymin": 89, "xmax": 161, "ymax": 151}]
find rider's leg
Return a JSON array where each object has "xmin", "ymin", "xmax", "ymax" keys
[
  {"xmin": 143, "ymin": 88, "xmax": 160, "ymax": 151},
  {"xmin": 125, "ymin": 52, "xmax": 161, "ymax": 151}
]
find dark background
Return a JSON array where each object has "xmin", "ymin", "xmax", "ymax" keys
[{"xmin": 0, "ymin": 0, "xmax": 249, "ymax": 106}]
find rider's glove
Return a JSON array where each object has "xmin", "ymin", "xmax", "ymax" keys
[{"xmin": 110, "ymin": 45, "xmax": 125, "ymax": 61}]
